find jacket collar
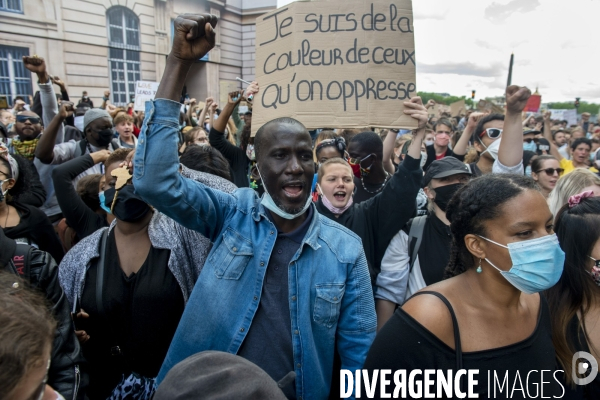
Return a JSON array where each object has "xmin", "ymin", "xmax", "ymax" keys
[{"xmin": 251, "ymin": 199, "xmax": 321, "ymax": 252}]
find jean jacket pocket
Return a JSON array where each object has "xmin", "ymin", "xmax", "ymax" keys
[
  {"xmin": 313, "ymin": 283, "xmax": 346, "ymax": 328},
  {"xmin": 211, "ymin": 228, "xmax": 254, "ymax": 280}
]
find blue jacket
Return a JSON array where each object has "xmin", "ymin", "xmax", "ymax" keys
[{"xmin": 133, "ymin": 99, "xmax": 376, "ymax": 399}]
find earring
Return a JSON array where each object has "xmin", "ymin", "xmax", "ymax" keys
[{"xmin": 476, "ymin": 259, "xmax": 482, "ymax": 273}]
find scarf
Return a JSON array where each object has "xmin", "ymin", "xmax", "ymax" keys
[{"xmin": 11, "ymin": 138, "xmax": 39, "ymax": 161}]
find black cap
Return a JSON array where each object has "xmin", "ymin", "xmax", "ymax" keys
[
  {"xmin": 523, "ymin": 129, "xmax": 541, "ymax": 136},
  {"xmin": 422, "ymin": 157, "xmax": 472, "ymax": 187}
]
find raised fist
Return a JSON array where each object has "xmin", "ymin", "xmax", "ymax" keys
[
  {"xmin": 171, "ymin": 14, "xmax": 218, "ymax": 62},
  {"xmin": 506, "ymin": 85, "xmax": 531, "ymax": 114},
  {"xmin": 23, "ymin": 56, "xmax": 47, "ymax": 75}
]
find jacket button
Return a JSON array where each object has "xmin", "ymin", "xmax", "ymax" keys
[
  {"xmin": 260, "ymin": 262, "xmax": 265, "ymax": 266},
  {"xmin": 270, "ymin": 231, "xmax": 274, "ymax": 235},
  {"xmin": 297, "ymin": 363, "xmax": 301, "ymax": 368},
  {"xmin": 333, "ymin": 296, "xmax": 338, "ymax": 301},
  {"xmin": 291, "ymin": 296, "xmax": 296, "ymax": 301},
  {"xmin": 233, "ymin": 247, "xmax": 237, "ymax": 252},
  {"xmin": 240, "ymin": 327, "xmax": 245, "ymax": 332},
  {"xmin": 294, "ymin": 330, "xmax": 299, "ymax": 334},
  {"xmin": 253, "ymin": 296, "xmax": 258, "ymax": 301}
]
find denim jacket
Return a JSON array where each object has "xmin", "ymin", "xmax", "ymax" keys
[{"xmin": 134, "ymin": 99, "xmax": 376, "ymax": 399}]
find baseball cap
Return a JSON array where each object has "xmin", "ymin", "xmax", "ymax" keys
[{"xmin": 423, "ymin": 157, "xmax": 471, "ymax": 187}]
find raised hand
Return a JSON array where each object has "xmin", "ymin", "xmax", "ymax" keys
[
  {"xmin": 506, "ymin": 85, "xmax": 531, "ymax": 114},
  {"xmin": 90, "ymin": 149, "xmax": 111, "ymax": 165},
  {"xmin": 104, "ymin": 90, "xmax": 111, "ymax": 98},
  {"xmin": 426, "ymin": 99, "xmax": 436, "ymax": 109},
  {"xmin": 59, "ymin": 101, "xmax": 75, "ymax": 119},
  {"xmin": 51, "ymin": 75, "xmax": 65, "ymax": 88},
  {"xmin": 228, "ymin": 90, "xmax": 244, "ymax": 105},
  {"xmin": 467, "ymin": 111, "xmax": 485, "ymax": 130},
  {"xmin": 171, "ymin": 14, "xmax": 218, "ymax": 63},
  {"xmin": 23, "ymin": 56, "xmax": 49, "ymax": 83},
  {"xmin": 403, "ymin": 96, "xmax": 428, "ymax": 129}
]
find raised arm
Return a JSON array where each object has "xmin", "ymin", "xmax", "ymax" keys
[
  {"xmin": 35, "ymin": 102, "xmax": 74, "ymax": 164},
  {"xmin": 186, "ymin": 98, "xmax": 198, "ymax": 127},
  {"xmin": 382, "ymin": 130, "xmax": 396, "ymax": 174},
  {"xmin": 543, "ymin": 111, "xmax": 562, "ymax": 160},
  {"xmin": 497, "ymin": 85, "xmax": 531, "ymax": 168},
  {"xmin": 134, "ymin": 13, "xmax": 233, "ymax": 240},
  {"xmin": 214, "ymin": 90, "xmax": 243, "ymax": 133},
  {"xmin": 198, "ymin": 97, "xmax": 212, "ymax": 128},
  {"xmin": 452, "ymin": 112, "xmax": 485, "ymax": 156},
  {"xmin": 51, "ymin": 151, "xmax": 109, "ymax": 240}
]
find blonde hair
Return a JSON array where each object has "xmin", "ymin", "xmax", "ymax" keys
[
  {"xmin": 548, "ymin": 169, "xmax": 600, "ymax": 216},
  {"xmin": 317, "ymin": 157, "xmax": 352, "ymax": 184}
]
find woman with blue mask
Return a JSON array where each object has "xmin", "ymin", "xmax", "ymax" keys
[
  {"xmin": 364, "ymin": 174, "xmax": 565, "ymax": 398},
  {"xmin": 546, "ymin": 193, "xmax": 600, "ymax": 398}
]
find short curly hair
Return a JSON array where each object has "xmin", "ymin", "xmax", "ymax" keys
[
  {"xmin": 444, "ymin": 174, "xmax": 540, "ymax": 278},
  {"xmin": 104, "ymin": 148, "xmax": 133, "ymax": 168}
]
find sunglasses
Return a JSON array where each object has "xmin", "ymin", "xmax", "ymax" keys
[
  {"xmin": 16, "ymin": 115, "xmax": 41, "ymax": 124},
  {"xmin": 535, "ymin": 168, "xmax": 564, "ymax": 176},
  {"xmin": 348, "ymin": 153, "xmax": 373, "ymax": 165},
  {"xmin": 479, "ymin": 128, "xmax": 502, "ymax": 139},
  {"xmin": 523, "ymin": 138, "xmax": 539, "ymax": 144}
]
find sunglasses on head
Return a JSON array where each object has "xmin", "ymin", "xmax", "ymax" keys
[
  {"xmin": 479, "ymin": 128, "xmax": 502, "ymax": 139},
  {"xmin": 16, "ymin": 115, "xmax": 41, "ymax": 124},
  {"xmin": 523, "ymin": 138, "xmax": 539, "ymax": 144},
  {"xmin": 536, "ymin": 168, "xmax": 564, "ymax": 176}
]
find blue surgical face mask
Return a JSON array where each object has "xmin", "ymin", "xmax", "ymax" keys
[
  {"xmin": 98, "ymin": 191, "xmax": 112, "ymax": 214},
  {"xmin": 523, "ymin": 141, "xmax": 538, "ymax": 152},
  {"xmin": 257, "ymin": 165, "xmax": 312, "ymax": 220},
  {"xmin": 478, "ymin": 234, "xmax": 565, "ymax": 294}
]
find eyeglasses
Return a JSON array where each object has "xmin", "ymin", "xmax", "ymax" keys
[
  {"xmin": 523, "ymin": 138, "xmax": 539, "ymax": 144},
  {"xmin": 348, "ymin": 154, "xmax": 373, "ymax": 165},
  {"xmin": 535, "ymin": 168, "xmax": 564, "ymax": 176},
  {"xmin": 16, "ymin": 115, "xmax": 41, "ymax": 124},
  {"xmin": 589, "ymin": 256, "xmax": 600, "ymax": 268},
  {"xmin": 479, "ymin": 128, "xmax": 502, "ymax": 139}
]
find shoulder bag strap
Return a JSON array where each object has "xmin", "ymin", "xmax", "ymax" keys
[{"xmin": 96, "ymin": 229, "xmax": 108, "ymax": 317}]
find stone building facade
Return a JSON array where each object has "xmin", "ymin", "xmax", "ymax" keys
[{"xmin": 0, "ymin": 0, "xmax": 276, "ymax": 106}]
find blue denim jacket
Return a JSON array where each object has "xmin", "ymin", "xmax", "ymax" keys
[{"xmin": 134, "ymin": 99, "xmax": 376, "ymax": 399}]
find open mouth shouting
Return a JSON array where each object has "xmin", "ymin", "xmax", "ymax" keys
[
  {"xmin": 282, "ymin": 181, "xmax": 305, "ymax": 199},
  {"xmin": 333, "ymin": 190, "xmax": 347, "ymax": 202}
]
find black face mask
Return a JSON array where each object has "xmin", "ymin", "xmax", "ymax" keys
[
  {"xmin": 433, "ymin": 183, "xmax": 464, "ymax": 212},
  {"xmin": 103, "ymin": 185, "xmax": 151, "ymax": 222},
  {"xmin": 94, "ymin": 128, "xmax": 114, "ymax": 147}
]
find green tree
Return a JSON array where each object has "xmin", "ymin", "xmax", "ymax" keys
[
  {"xmin": 417, "ymin": 91, "xmax": 474, "ymax": 107},
  {"xmin": 546, "ymin": 101, "xmax": 599, "ymax": 115}
]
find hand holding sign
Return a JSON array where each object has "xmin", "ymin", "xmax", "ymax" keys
[
  {"xmin": 403, "ymin": 97, "xmax": 428, "ymax": 129},
  {"xmin": 171, "ymin": 14, "xmax": 218, "ymax": 63}
]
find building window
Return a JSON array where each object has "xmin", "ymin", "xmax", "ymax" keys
[
  {"xmin": 0, "ymin": 0, "xmax": 23, "ymax": 13},
  {"xmin": 106, "ymin": 7, "xmax": 140, "ymax": 105},
  {"xmin": 0, "ymin": 45, "xmax": 32, "ymax": 105}
]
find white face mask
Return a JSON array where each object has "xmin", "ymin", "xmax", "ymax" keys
[
  {"xmin": 420, "ymin": 151, "xmax": 428, "ymax": 168},
  {"xmin": 74, "ymin": 115, "xmax": 84, "ymax": 132},
  {"xmin": 425, "ymin": 140, "xmax": 434, "ymax": 146},
  {"xmin": 480, "ymin": 138, "xmax": 501, "ymax": 160}
]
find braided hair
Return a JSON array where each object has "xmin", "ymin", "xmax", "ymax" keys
[{"xmin": 444, "ymin": 174, "xmax": 540, "ymax": 278}]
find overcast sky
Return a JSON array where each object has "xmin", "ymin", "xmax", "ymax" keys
[{"xmin": 276, "ymin": 0, "xmax": 600, "ymax": 104}]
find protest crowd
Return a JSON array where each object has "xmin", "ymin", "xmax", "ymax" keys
[{"xmin": 3, "ymin": 10, "xmax": 600, "ymax": 400}]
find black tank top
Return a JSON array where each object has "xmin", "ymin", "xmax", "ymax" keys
[{"xmin": 363, "ymin": 291, "xmax": 563, "ymax": 399}]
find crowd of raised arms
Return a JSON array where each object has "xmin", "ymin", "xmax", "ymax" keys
[{"xmin": 2, "ymin": 13, "xmax": 600, "ymax": 400}]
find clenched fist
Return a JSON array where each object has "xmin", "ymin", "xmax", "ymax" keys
[
  {"xmin": 171, "ymin": 14, "xmax": 218, "ymax": 63},
  {"xmin": 506, "ymin": 85, "xmax": 531, "ymax": 114}
]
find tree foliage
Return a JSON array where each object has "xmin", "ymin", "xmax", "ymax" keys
[
  {"xmin": 417, "ymin": 92, "xmax": 474, "ymax": 107},
  {"xmin": 546, "ymin": 101, "xmax": 599, "ymax": 114}
]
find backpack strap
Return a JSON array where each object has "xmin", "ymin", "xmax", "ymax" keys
[
  {"xmin": 407, "ymin": 215, "xmax": 427, "ymax": 273},
  {"xmin": 96, "ymin": 229, "xmax": 109, "ymax": 317},
  {"xmin": 74, "ymin": 139, "xmax": 87, "ymax": 158},
  {"xmin": 12, "ymin": 243, "xmax": 32, "ymax": 281}
]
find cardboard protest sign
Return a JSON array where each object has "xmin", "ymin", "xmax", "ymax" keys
[
  {"xmin": 220, "ymin": 80, "xmax": 240, "ymax": 107},
  {"xmin": 523, "ymin": 94, "xmax": 541, "ymax": 113},
  {"xmin": 477, "ymin": 99, "xmax": 504, "ymax": 115},
  {"xmin": 450, "ymin": 99, "xmax": 465, "ymax": 117},
  {"xmin": 252, "ymin": 0, "xmax": 417, "ymax": 135},
  {"xmin": 549, "ymin": 109, "xmax": 577, "ymax": 125},
  {"xmin": 134, "ymin": 81, "xmax": 159, "ymax": 111}
]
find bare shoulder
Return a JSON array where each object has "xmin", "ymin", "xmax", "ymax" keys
[{"xmin": 402, "ymin": 281, "xmax": 458, "ymax": 349}]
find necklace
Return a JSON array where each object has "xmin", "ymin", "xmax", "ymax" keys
[{"xmin": 360, "ymin": 172, "xmax": 390, "ymax": 194}]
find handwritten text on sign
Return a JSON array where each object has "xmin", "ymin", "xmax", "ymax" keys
[
  {"xmin": 252, "ymin": 0, "xmax": 417, "ymax": 135},
  {"xmin": 134, "ymin": 81, "xmax": 159, "ymax": 112}
]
